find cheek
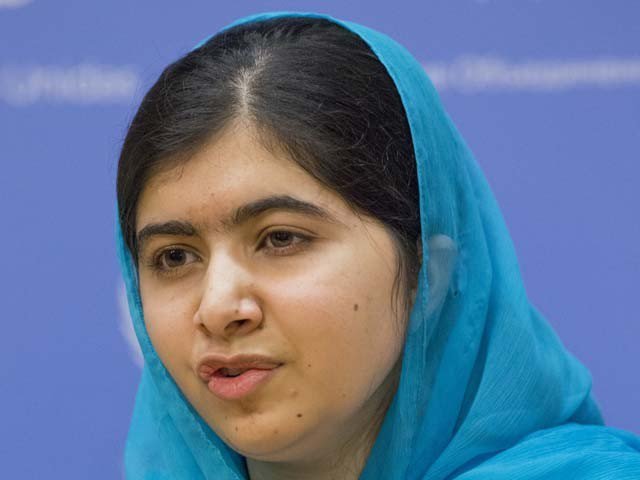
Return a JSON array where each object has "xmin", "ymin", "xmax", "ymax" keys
[
  {"xmin": 267, "ymin": 253, "xmax": 401, "ymax": 414},
  {"xmin": 139, "ymin": 283, "xmax": 198, "ymax": 370}
]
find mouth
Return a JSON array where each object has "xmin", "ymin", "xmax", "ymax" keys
[
  {"xmin": 196, "ymin": 353, "xmax": 283, "ymax": 401},
  {"xmin": 216, "ymin": 367, "xmax": 256, "ymax": 377},
  {"xmin": 205, "ymin": 366, "xmax": 281, "ymax": 400}
]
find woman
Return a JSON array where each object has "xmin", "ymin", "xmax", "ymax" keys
[{"xmin": 115, "ymin": 11, "xmax": 640, "ymax": 479}]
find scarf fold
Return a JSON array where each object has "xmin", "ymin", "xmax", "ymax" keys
[{"xmin": 116, "ymin": 11, "xmax": 640, "ymax": 479}]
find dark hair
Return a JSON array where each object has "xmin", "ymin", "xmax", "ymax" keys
[{"xmin": 117, "ymin": 16, "xmax": 421, "ymax": 324}]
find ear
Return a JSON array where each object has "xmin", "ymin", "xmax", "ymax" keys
[{"xmin": 411, "ymin": 234, "xmax": 457, "ymax": 319}]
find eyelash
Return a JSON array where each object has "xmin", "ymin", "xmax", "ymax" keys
[{"xmin": 146, "ymin": 230, "xmax": 312, "ymax": 277}]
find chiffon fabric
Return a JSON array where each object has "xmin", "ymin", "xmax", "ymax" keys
[{"xmin": 115, "ymin": 10, "xmax": 640, "ymax": 479}]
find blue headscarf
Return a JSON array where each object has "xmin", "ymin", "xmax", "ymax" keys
[{"xmin": 116, "ymin": 10, "xmax": 640, "ymax": 479}]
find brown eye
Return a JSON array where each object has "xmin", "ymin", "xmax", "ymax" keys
[
  {"xmin": 154, "ymin": 248, "xmax": 199, "ymax": 271},
  {"xmin": 163, "ymin": 249, "xmax": 187, "ymax": 267},
  {"xmin": 261, "ymin": 230, "xmax": 311, "ymax": 256},
  {"xmin": 269, "ymin": 231, "xmax": 295, "ymax": 247}
]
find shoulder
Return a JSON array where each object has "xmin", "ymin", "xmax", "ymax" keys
[{"xmin": 454, "ymin": 423, "xmax": 640, "ymax": 479}]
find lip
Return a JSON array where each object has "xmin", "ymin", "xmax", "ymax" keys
[{"xmin": 196, "ymin": 353, "xmax": 282, "ymax": 401}]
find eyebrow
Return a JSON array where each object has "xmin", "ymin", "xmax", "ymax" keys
[{"xmin": 136, "ymin": 194, "xmax": 341, "ymax": 252}]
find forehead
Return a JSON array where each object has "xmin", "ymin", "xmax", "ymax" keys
[{"xmin": 135, "ymin": 123, "xmax": 351, "ymax": 229}]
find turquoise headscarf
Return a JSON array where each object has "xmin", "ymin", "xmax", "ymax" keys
[{"xmin": 116, "ymin": 10, "xmax": 640, "ymax": 479}]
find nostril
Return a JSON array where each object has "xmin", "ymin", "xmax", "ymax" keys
[{"xmin": 226, "ymin": 319, "xmax": 249, "ymax": 332}]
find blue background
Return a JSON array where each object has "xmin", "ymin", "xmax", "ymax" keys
[{"xmin": 1, "ymin": 1, "xmax": 638, "ymax": 478}]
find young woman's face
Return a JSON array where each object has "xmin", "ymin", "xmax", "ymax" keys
[{"xmin": 136, "ymin": 122, "xmax": 407, "ymax": 465}]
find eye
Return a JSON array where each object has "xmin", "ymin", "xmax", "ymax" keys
[
  {"xmin": 260, "ymin": 230, "xmax": 311, "ymax": 255},
  {"xmin": 150, "ymin": 248, "xmax": 199, "ymax": 274}
]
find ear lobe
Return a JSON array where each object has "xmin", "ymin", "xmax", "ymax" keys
[{"xmin": 421, "ymin": 234, "xmax": 457, "ymax": 318}]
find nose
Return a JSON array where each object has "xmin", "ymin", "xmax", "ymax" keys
[{"xmin": 193, "ymin": 250, "xmax": 263, "ymax": 340}]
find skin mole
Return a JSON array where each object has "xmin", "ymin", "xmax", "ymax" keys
[
  {"xmin": 353, "ymin": 303, "xmax": 359, "ymax": 311},
  {"xmin": 297, "ymin": 413, "xmax": 303, "ymax": 418}
]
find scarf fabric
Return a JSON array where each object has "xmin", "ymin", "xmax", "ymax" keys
[{"xmin": 116, "ymin": 11, "xmax": 640, "ymax": 479}]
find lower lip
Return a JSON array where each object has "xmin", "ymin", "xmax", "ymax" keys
[{"xmin": 207, "ymin": 367, "xmax": 280, "ymax": 400}]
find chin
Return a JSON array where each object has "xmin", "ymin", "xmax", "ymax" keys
[{"xmin": 223, "ymin": 427, "xmax": 304, "ymax": 461}]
